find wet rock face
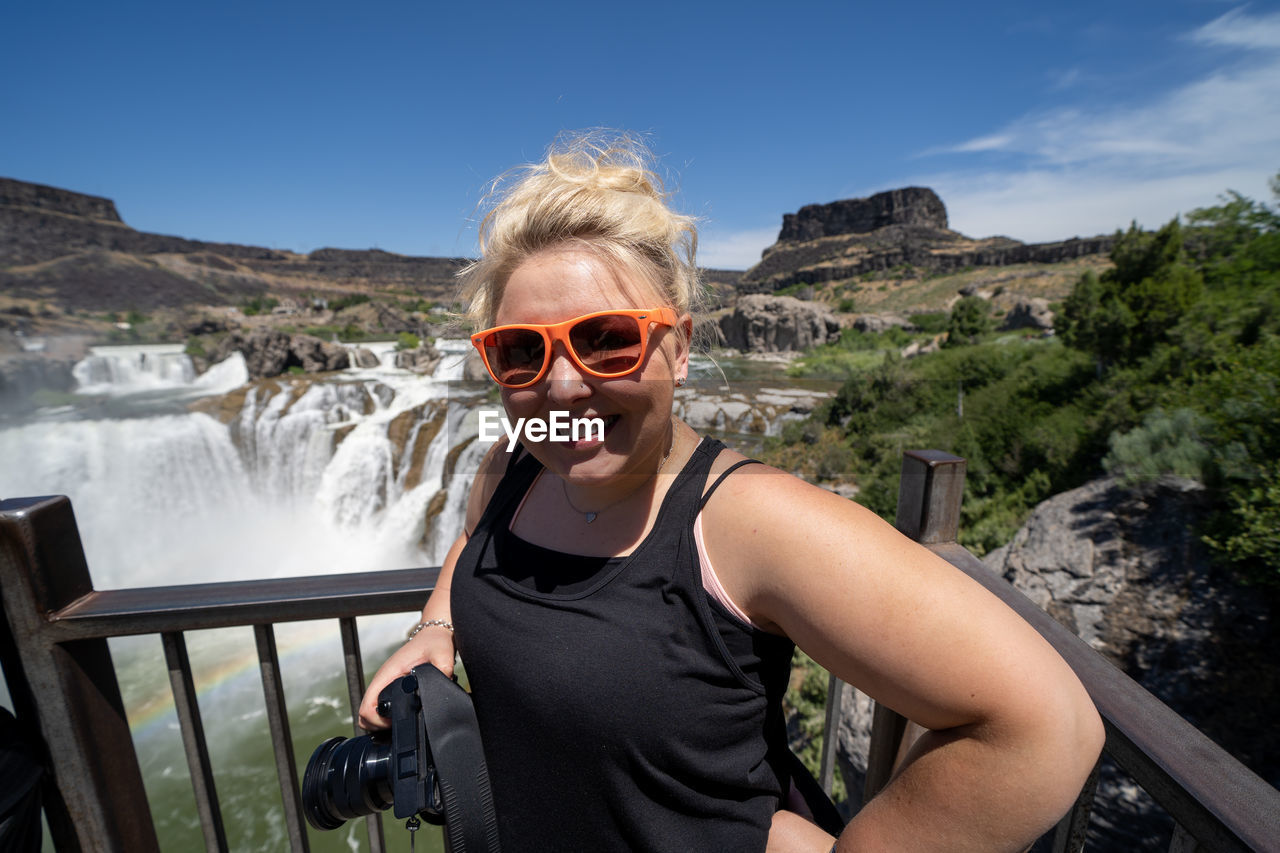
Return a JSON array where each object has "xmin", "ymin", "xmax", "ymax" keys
[
  {"xmin": 778, "ymin": 188, "xmax": 948, "ymax": 242},
  {"xmin": 718, "ymin": 294, "xmax": 840, "ymax": 353},
  {"xmin": 394, "ymin": 343, "xmax": 442, "ymax": 374}
]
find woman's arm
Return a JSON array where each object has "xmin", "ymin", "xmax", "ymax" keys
[
  {"xmin": 357, "ymin": 532, "xmax": 465, "ymax": 730},
  {"xmin": 357, "ymin": 437, "xmax": 511, "ymax": 731},
  {"xmin": 704, "ymin": 464, "xmax": 1105, "ymax": 852}
]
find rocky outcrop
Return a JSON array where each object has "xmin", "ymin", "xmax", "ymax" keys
[
  {"xmin": 738, "ymin": 185, "xmax": 1113, "ymax": 295},
  {"xmin": 334, "ymin": 301, "xmax": 428, "ymax": 337},
  {"xmin": 973, "ymin": 477, "xmax": 1279, "ymax": 849},
  {"xmin": 211, "ymin": 328, "xmax": 349, "ymax": 378},
  {"xmin": 394, "ymin": 342, "xmax": 443, "ymax": 374},
  {"xmin": 0, "ymin": 204, "xmax": 285, "ymax": 267},
  {"xmin": 718, "ymin": 295, "xmax": 840, "ymax": 353},
  {"xmin": 0, "ymin": 353, "xmax": 77, "ymax": 418},
  {"xmin": 1000, "ymin": 297, "xmax": 1054, "ymax": 332},
  {"xmin": 350, "ymin": 347, "xmax": 380, "ymax": 368},
  {"xmin": 852, "ymin": 313, "xmax": 914, "ymax": 334},
  {"xmin": 779, "ymin": 188, "xmax": 948, "ymax": 242},
  {"xmin": 0, "ymin": 178, "xmax": 468, "ymax": 307},
  {"xmin": 0, "ymin": 177, "xmax": 122, "ymax": 222}
]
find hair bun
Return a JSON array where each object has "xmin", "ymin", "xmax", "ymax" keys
[
  {"xmin": 461, "ymin": 129, "xmax": 705, "ymax": 340},
  {"xmin": 546, "ymin": 133, "xmax": 665, "ymax": 200}
]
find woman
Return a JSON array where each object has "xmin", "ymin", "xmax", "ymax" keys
[{"xmin": 360, "ymin": 133, "xmax": 1104, "ymax": 852}]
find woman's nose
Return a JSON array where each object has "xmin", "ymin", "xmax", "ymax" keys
[{"xmin": 545, "ymin": 342, "xmax": 591, "ymax": 403}]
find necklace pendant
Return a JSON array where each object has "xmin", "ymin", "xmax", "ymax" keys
[{"xmin": 584, "ymin": 512, "xmax": 597, "ymax": 523}]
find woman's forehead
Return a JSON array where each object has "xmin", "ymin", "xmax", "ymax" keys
[{"xmin": 496, "ymin": 246, "xmax": 662, "ymax": 322}]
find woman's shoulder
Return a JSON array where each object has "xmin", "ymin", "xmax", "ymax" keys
[{"xmin": 699, "ymin": 447, "xmax": 892, "ymax": 560}]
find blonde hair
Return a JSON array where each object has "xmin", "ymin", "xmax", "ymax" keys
[{"xmin": 460, "ymin": 131, "xmax": 704, "ymax": 338}]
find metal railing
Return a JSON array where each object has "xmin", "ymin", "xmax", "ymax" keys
[{"xmin": 2, "ymin": 450, "xmax": 1279, "ymax": 852}]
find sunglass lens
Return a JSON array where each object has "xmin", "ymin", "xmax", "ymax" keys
[
  {"xmin": 486, "ymin": 328, "xmax": 545, "ymax": 385},
  {"xmin": 570, "ymin": 315, "xmax": 644, "ymax": 375}
]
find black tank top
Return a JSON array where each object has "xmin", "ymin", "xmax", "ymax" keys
[{"xmin": 451, "ymin": 437, "xmax": 796, "ymax": 852}]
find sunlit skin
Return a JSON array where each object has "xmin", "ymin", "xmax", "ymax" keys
[
  {"xmin": 360, "ymin": 244, "xmax": 1105, "ymax": 852},
  {"xmin": 491, "ymin": 247, "xmax": 689, "ymax": 510}
]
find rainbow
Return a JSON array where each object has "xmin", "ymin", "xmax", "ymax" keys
[{"xmin": 124, "ymin": 623, "xmax": 354, "ymax": 739}]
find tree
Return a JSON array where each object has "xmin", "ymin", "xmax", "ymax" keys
[
  {"xmin": 944, "ymin": 295, "xmax": 992, "ymax": 347},
  {"xmin": 1059, "ymin": 219, "xmax": 1202, "ymax": 366}
]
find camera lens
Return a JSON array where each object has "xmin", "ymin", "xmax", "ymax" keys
[{"xmin": 301, "ymin": 733, "xmax": 394, "ymax": 830}]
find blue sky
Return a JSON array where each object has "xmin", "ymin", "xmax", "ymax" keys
[{"xmin": 4, "ymin": 1, "xmax": 1278, "ymax": 269}]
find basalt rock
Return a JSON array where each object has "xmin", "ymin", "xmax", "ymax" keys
[
  {"xmin": 211, "ymin": 328, "xmax": 349, "ymax": 378},
  {"xmin": 779, "ymin": 188, "xmax": 948, "ymax": 242},
  {"xmin": 333, "ymin": 301, "xmax": 428, "ymax": 337},
  {"xmin": 999, "ymin": 297, "xmax": 1055, "ymax": 332},
  {"xmin": 394, "ymin": 342, "xmax": 443, "ymax": 375},
  {"xmin": 350, "ymin": 347, "xmax": 380, "ymax": 369},
  {"xmin": 718, "ymin": 294, "xmax": 840, "ymax": 353},
  {"xmin": 976, "ymin": 477, "xmax": 1280, "ymax": 849},
  {"xmin": 739, "ymin": 186, "xmax": 1113, "ymax": 295},
  {"xmin": 0, "ymin": 177, "xmax": 122, "ymax": 222},
  {"xmin": 852, "ymin": 313, "xmax": 914, "ymax": 334}
]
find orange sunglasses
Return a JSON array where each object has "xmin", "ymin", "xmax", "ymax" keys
[{"xmin": 470, "ymin": 307, "xmax": 679, "ymax": 388}]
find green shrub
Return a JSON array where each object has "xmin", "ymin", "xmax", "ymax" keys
[
  {"xmin": 909, "ymin": 312, "xmax": 948, "ymax": 334},
  {"xmin": 241, "ymin": 295, "xmax": 278, "ymax": 316},
  {"xmin": 943, "ymin": 296, "xmax": 992, "ymax": 347},
  {"xmin": 396, "ymin": 332, "xmax": 421, "ymax": 351},
  {"xmin": 329, "ymin": 293, "xmax": 371, "ymax": 312},
  {"xmin": 1203, "ymin": 464, "xmax": 1280, "ymax": 586},
  {"xmin": 783, "ymin": 649, "xmax": 847, "ymax": 805},
  {"xmin": 1103, "ymin": 408, "xmax": 1212, "ymax": 486}
]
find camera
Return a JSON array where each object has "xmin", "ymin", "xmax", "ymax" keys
[{"xmin": 301, "ymin": 665, "xmax": 499, "ymax": 852}]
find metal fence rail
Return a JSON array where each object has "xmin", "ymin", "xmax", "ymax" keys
[
  {"xmin": 4, "ymin": 450, "xmax": 1280, "ymax": 852},
  {"xmin": 0, "ymin": 493, "xmax": 438, "ymax": 852}
]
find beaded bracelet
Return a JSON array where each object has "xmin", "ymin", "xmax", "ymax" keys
[{"xmin": 406, "ymin": 619, "xmax": 454, "ymax": 639}]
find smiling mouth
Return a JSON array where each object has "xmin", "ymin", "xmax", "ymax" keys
[{"xmin": 559, "ymin": 413, "xmax": 619, "ymax": 448}]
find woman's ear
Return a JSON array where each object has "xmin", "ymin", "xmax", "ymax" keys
[{"xmin": 675, "ymin": 313, "xmax": 693, "ymax": 380}]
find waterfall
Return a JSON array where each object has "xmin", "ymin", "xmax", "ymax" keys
[{"xmin": 3, "ymin": 339, "xmax": 485, "ymax": 588}]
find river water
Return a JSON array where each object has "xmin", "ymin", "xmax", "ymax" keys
[{"xmin": 0, "ymin": 341, "xmax": 830, "ymax": 852}]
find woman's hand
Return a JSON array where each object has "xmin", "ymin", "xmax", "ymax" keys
[{"xmin": 357, "ymin": 624, "xmax": 456, "ymax": 730}]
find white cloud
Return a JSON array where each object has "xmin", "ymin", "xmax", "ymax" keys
[
  {"xmin": 931, "ymin": 167, "xmax": 1272, "ymax": 242},
  {"xmin": 697, "ymin": 226, "xmax": 779, "ymax": 270},
  {"xmin": 947, "ymin": 134, "xmax": 1015, "ymax": 154},
  {"xmin": 918, "ymin": 8, "xmax": 1280, "ymax": 242},
  {"xmin": 1190, "ymin": 6, "xmax": 1280, "ymax": 50}
]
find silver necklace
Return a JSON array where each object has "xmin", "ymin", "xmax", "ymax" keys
[{"xmin": 561, "ymin": 440, "xmax": 674, "ymax": 523}]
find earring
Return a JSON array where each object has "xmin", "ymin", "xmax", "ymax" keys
[{"xmin": 675, "ymin": 376, "xmax": 686, "ymax": 387}]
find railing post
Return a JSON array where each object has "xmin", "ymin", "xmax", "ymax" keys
[
  {"xmin": 863, "ymin": 451, "xmax": 967, "ymax": 803},
  {"xmin": 0, "ymin": 496, "xmax": 160, "ymax": 852},
  {"xmin": 894, "ymin": 450, "xmax": 966, "ymax": 544},
  {"xmin": 819, "ymin": 672, "xmax": 842, "ymax": 795}
]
